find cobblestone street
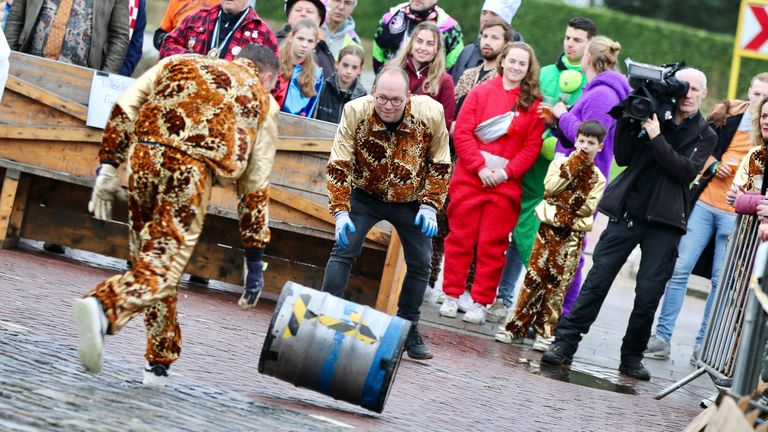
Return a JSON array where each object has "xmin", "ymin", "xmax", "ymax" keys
[{"xmin": 0, "ymin": 243, "xmax": 717, "ymax": 431}]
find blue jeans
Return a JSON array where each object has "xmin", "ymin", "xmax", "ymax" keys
[
  {"xmin": 321, "ymin": 189, "xmax": 432, "ymax": 323},
  {"xmin": 497, "ymin": 237, "xmax": 523, "ymax": 307},
  {"xmin": 654, "ymin": 201, "xmax": 736, "ymax": 344}
]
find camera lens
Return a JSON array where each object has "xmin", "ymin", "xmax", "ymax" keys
[{"xmin": 626, "ymin": 96, "xmax": 653, "ymax": 120}]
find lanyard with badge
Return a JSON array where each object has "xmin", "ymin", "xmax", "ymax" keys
[{"xmin": 208, "ymin": 7, "xmax": 249, "ymax": 58}]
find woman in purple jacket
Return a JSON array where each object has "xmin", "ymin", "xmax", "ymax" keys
[{"xmin": 540, "ymin": 35, "xmax": 631, "ymax": 317}]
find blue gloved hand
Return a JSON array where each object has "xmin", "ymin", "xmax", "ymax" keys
[
  {"xmin": 414, "ymin": 205, "xmax": 438, "ymax": 238},
  {"xmin": 238, "ymin": 258, "xmax": 265, "ymax": 310},
  {"xmin": 334, "ymin": 211, "xmax": 356, "ymax": 249}
]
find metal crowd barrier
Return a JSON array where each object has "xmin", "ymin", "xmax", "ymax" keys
[
  {"xmin": 655, "ymin": 214, "xmax": 759, "ymax": 400},
  {"xmin": 731, "ymin": 241, "xmax": 768, "ymax": 399}
]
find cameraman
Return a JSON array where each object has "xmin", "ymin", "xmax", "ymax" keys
[{"xmin": 541, "ymin": 68, "xmax": 717, "ymax": 381}]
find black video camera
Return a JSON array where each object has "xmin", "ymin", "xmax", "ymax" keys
[{"xmin": 610, "ymin": 58, "xmax": 689, "ymax": 126}]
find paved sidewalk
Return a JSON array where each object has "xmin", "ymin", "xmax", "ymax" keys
[
  {"xmin": 0, "ymin": 329, "xmax": 335, "ymax": 432},
  {"xmin": 0, "ymin": 243, "xmax": 715, "ymax": 431}
]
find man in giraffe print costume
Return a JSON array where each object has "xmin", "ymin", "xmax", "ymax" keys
[
  {"xmin": 72, "ymin": 45, "xmax": 279, "ymax": 387},
  {"xmin": 323, "ymin": 66, "xmax": 452, "ymax": 360}
]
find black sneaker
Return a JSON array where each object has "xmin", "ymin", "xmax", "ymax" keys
[
  {"xmin": 541, "ymin": 343, "xmax": 574, "ymax": 365},
  {"xmin": 619, "ymin": 362, "xmax": 651, "ymax": 381},
  {"xmin": 405, "ymin": 326, "xmax": 433, "ymax": 360}
]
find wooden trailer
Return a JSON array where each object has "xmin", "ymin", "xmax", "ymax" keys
[{"xmin": 0, "ymin": 52, "xmax": 406, "ymax": 313}]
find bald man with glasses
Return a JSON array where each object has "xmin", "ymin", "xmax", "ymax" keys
[{"xmin": 322, "ymin": 66, "xmax": 452, "ymax": 360}]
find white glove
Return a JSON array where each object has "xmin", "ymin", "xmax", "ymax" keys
[{"xmin": 88, "ymin": 164, "xmax": 122, "ymax": 221}]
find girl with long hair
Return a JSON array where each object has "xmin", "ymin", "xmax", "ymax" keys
[
  {"xmin": 392, "ymin": 21, "xmax": 455, "ymax": 130},
  {"xmin": 275, "ymin": 18, "xmax": 324, "ymax": 117},
  {"xmin": 439, "ymin": 42, "xmax": 545, "ymax": 324}
]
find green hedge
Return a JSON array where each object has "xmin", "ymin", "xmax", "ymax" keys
[{"xmin": 255, "ymin": 0, "xmax": 764, "ymax": 103}]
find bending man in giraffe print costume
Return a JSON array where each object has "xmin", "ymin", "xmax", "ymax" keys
[{"xmin": 72, "ymin": 44, "xmax": 280, "ymax": 387}]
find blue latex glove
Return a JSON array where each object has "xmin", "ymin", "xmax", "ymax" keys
[
  {"xmin": 334, "ymin": 211, "xmax": 356, "ymax": 249},
  {"xmin": 238, "ymin": 259, "xmax": 264, "ymax": 309},
  {"xmin": 414, "ymin": 205, "xmax": 438, "ymax": 238}
]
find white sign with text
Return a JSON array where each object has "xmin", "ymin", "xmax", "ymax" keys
[{"xmin": 86, "ymin": 71, "xmax": 135, "ymax": 129}]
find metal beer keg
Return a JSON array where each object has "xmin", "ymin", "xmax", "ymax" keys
[{"xmin": 259, "ymin": 281, "xmax": 410, "ymax": 413}]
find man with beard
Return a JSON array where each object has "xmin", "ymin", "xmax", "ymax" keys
[
  {"xmin": 452, "ymin": 17, "xmax": 515, "ymax": 123},
  {"xmin": 372, "ymin": 0, "xmax": 463, "ymax": 73},
  {"xmin": 450, "ymin": 0, "xmax": 522, "ymax": 84}
]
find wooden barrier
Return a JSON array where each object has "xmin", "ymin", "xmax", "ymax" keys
[{"xmin": 0, "ymin": 53, "xmax": 406, "ymax": 312}]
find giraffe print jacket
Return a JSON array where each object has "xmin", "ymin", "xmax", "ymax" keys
[
  {"xmin": 97, "ymin": 54, "xmax": 276, "ymax": 248},
  {"xmin": 326, "ymin": 95, "xmax": 452, "ymax": 215}
]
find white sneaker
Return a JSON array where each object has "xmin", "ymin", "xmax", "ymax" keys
[
  {"xmin": 422, "ymin": 286, "xmax": 441, "ymax": 304},
  {"xmin": 72, "ymin": 296, "xmax": 108, "ymax": 373},
  {"xmin": 457, "ymin": 291, "xmax": 473, "ymax": 313},
  {"xmin": 532, "ymin": 335, "xmax": 555, "ymax": 352},
  {"xmin": 436, "ymin": 292, "xmax": 447, "ymax": 304},
  {"xmin": 486, "ymin": 299, "xmax": 509, "ymax": 323},
  {"xmin": 439, "ymin": 297, "xmax": 459, "ymax": 318},
  {"xmin": 463, "ymin": 303, "xmax": 486, "ymax": 324},
  {"xmin": 143, "ymin": 362, "xmax": 171, "ymax": 388},
  {"xmin": 495, "ymin": 329, "xmax": 525, "ymax": 344}
]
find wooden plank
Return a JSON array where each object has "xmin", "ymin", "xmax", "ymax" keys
[
  {"xmin": 6, "ymin": 76, "xmax": 88, "ymax": 121},
  {"xmin": 270, "ymin": 151, "xmax": 330, "ymax": 196},
  {"xmin": 0, "ymin": 157, "xmax": 94, "ymax": 187},
  {"xmin": 276, "ymin": 138, "xmax": 332, "ymax": 153},
  {"xmin": 375, "ymin": 230, "xmax": 407, "ymax": 314},
  {"xmin": 269, "ymin": 186, "xmax": 389, "ymax": 246},
  {"xmin": 0, "ymin": 125, "xmax": 102, "ymax": 143},
  {"xmin": 8, "ymin": 52, "xmax": 93, "ymax": 105},
  {"xmin": 0, "ymin": 139, "xmax": 99, "ymax": 177},
  {"xmin": 277, "ymin": 112, "xmax": 337, "ymax": 139},
  {"xmin": 0, "ymin": 170, "xmax": 31, "ymax": 249},
  {"xmin": 0, "ymin": 91, "xmax": 90, "ymax": 128}
]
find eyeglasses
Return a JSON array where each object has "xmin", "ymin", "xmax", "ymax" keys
[
  {"xmin": 374, "ymin": 95, "xmax": 405, "ymax": 107},
  {"xmin": 330, "ymin": 0, "xmax": 355, "ymax": 9}
]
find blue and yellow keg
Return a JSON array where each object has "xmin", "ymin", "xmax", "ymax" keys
[{"xmin": 259, "ymin": 281, "xmax": 410, "ymax": 413}]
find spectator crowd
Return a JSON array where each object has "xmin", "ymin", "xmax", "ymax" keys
[{"xmin": 5, "ymin": 0, "xmax": 768, "ymax": 385}]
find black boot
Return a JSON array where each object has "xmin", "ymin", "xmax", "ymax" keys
[
  {"xmin": 405, "ymin": 325, "xmax": 433, "ymax": 360},
  {"xmin": 541, "ymin": 342, "xmax": 574, "ymax": 365},
  {"xmin": 619, "ymin": 361, "xmax": 651, "ymax": 381}
]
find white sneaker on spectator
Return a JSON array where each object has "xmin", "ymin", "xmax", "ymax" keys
[
  {"xmin": 439, "ymin": 297, "xmax": 459, "ymax": 318},
  {"xmin": 463, "ymin": 303, "xmax": 486, "ymax": 324},
  {"xmin": 436, "ymin": 293, "xmax": 447, "ymax": 304},
  {"xmin": 423, "ymin": 286, "xmax": 441, "ymax": 304},
  {"xmin": 532, "ymin": 335, "xmax": 555, "ymax": 352},
  {"xmin": 486, "ymin": 299, "xmax": 509, "ymax": 323},
  {"xmin": 457, "ymin": 291, "xmax": 473, "ymax": 313}
]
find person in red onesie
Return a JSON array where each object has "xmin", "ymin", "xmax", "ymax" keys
[{"xmin": 440, "ymin": 41, "xmax": 544, "ymax": 325}]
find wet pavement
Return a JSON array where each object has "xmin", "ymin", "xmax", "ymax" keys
[{"xmin": 0, "ymin": 240, "xmax": 717, "ymax": 431}]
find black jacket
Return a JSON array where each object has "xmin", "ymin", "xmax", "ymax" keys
[
  {"xmin": 314, "ymin": 73, "xmax": 367, "ymax": 123},
  {"xmin": 598, "ymin": 113, "xmax": 717, "ymax": 232}
]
